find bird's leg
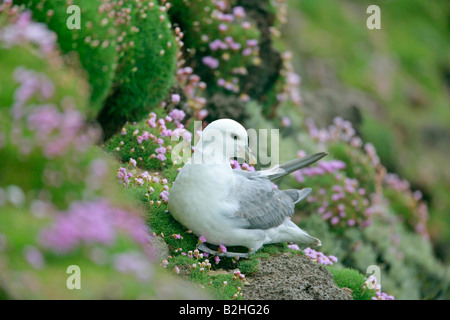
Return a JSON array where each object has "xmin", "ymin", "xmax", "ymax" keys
[
  {"xmin": 197, "ymin": 243, "xmax": 249, "ymax": 258},
  {"xmin": 197, "ymin": 243, "xmax": 219, "ymax": 256},
  {"xmin": 222, "ymin": 250, "xmax": 249, "ymax": 258}
]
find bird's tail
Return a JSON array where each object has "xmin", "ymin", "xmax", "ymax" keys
[
  {"xmin": 266, "ymin": 219, "xmax": 322, "ymax": 247},
  {"xmin": 268, "ymin": 152, "xmax": 327, "ymax": 181}
]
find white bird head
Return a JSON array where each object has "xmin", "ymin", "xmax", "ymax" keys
[{"xmin": 194, "ymin": 119, "xmax": 256, "ymax": 165}]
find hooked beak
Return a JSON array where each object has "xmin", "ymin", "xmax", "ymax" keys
[{"xmin": 237, "ymin": 145, "xmax": 257, "ymax": 165}]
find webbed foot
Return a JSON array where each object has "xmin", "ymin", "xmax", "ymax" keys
[{"xmin": 197, "ymin": 243, "xmax": 249, "ymax": 258}]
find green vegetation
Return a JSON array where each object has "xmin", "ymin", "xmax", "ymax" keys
[
  {"xmin": 100, "ymin": 1, "xmax": 177, "ymax": 136},
  {"xmin": 15, "ymin": 0, "xmax": 118, "ymax": 114},
  {"xmin": 1, "ymin": 0, "xmax": 448, "ymax": 300},
  {"xmin": 327, "ymin": 267, "xmax": 376, "ymax": 300},
  {"xmin": 284, "ymin": 0, "xmax": 450, "ymax": 249}
]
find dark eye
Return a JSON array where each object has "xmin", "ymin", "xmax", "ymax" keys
[{"xmin": 231, "ymin": 133, "xmax": 238, "ymax": 140}]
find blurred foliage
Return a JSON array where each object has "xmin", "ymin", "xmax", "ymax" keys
[
  {"xmin": 99, "ymin": 0, "xmax": 177, "ymax": 137},
  {"xmin": 1, "ymin": 0, "xmax": 448, "ymax": 300},
  {"xmin": 14, "ymin": 0, "xmax": 118, "ymax": 115},
  {"xmin": 0, "ymin": 7, "xmax": 207, "ymax": 300},
  {"xmin": 283, "ymin": 0, "xmax": 450, "ymax": 252},
  {"xmin": 327, "ymin": 267, "xmax": 376, "ymax": 300}
]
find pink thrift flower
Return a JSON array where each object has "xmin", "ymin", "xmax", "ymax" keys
[
  {"xmin": 156, "ymin": 154, "xmax": 166, "ymax": 162},
  {"xmin": 293, "ymin": 171, "xmax": 304, "ymax": 183},
  {"xmin": 322, "ymin": 212, "xmax": 333, "ymax": 220},
  {"xmin": 214, "ymin": 0, "xmax": 227, "ymax": 11},
  {"xmin": 241, "ymin": 21, "xmax": 251, "ymax": 29},
  {"xmin": 331, "ymin": 194, "xmax": 341, "ymax": 202},
  {"xmin": 233, "ymin": 6, "xmax": 246, "ymax": 18},
  {"xmin": 155, "ymin": 146, "xmax": 167, "ymax": 154},
  {"xmin": 147, "ymin": 117, "xmax": 157, "ymax": 128},
  {"xmin": 202, "ymin": 56, "xmax": 219, "ymax": 69},
  {"xmin": 218, "ymin": 244, "xmax": 227, "ymax": 253},
  {"xmin": 242, "ymin": 48, "xmax": 252, "ymax": 56},
  {"xmin": 171, "ymin": 94, "xmax": 181, "ymax": 103},
  {"xmin": 160, "ymin": 129, "xmax": 173, "ymax": 137},
  {"xmin": 218, "ymin": 13, "xmax": 234, "ymax": 22},
  {"xmin": 23, "ymin": 246, "xmax": 45, "ymax": 269},
  {"xmin": 170, "ymin": 109, "xmax": 186, "ymax": 122},
  {"xmin": 281, "ymin": 116, "xmax": 291, "ymax": 127},
  {"xmin": 209, "ymin": 39, "xmax": 227, "ymax": 51},
  {"xmin": 246, "ymin": 39, "xmax": 258, "ymax": 47},
  {"xmin": 160, "ymin": 190, "xmax": 169, "ymax": 203}
]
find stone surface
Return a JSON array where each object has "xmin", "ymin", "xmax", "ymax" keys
[{"xmin": 243, "ymin": 254, "xmax": 353, "ymax": 300}]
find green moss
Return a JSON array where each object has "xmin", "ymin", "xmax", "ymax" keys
[
  {"xmin": 327, "ymin": 266, "xmax": 376, "ymax": 300},
  {"xmin": 104, "ymin": 108, "xmax": 182, "ymax": 171},
  {"xmin": 238, "ymin": 258, "xmax": 260, "ymax": 276},
  {"xmin": 360, "ymin": 114, "xmax": 397, "ymax": 173},
  {"xmin": 0, "ymin": 27, "xmax": 202, "ymax": 299},
  {"xmin": 0, "ymin": 42, "xmax": 94, "ymax": 209},
  {"xmin": 16, "ymin": 0, "xmax": 118, "ymax": 115},
  {"xmin": 168, "ymin": 0, "xmax": 260, "ymax": 94},
  {"xmin": 287, "ymin": 0, "xmax": 450, "ymax": 258},
  {"xmin": 99, "ymin": 1, "xmax": 177, "ymax": 136},
  {"xmin": 327, "ymin": 142, "xmax": 377, "ymax": 193},
  {"xmin": 0, "ymin": 44, "xmax": 88, "ymax": 113}
]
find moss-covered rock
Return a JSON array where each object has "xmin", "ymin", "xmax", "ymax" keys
[
  {"xmin": 98, "ymin": 0, "xmax": 177, "ymax": 138},
  {"xmin": 326, "ymin": 267, "xmax": 375, "ymax": 300},
  {"xmin": 0, "ymin": 10, "xmax": 208, "ymax": 299},
  {"xmin": 15, "ymin": 0, "xmax": 119, "ymax": 115}
]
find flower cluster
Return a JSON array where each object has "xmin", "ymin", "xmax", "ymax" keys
[
  {"xmin": 230, "ymin": 159, "xmax": 255, "ymax": 171},
  {"xmin": 39, "ymin": 199, "xmax": 156, "ymax": 258},
  {"xmin": 231, "ymin": 270, "xmax": 245, "ymax": 299},
  {"xmin": 0, "ymin": 11, "xmax": 56, "ymax": 55},
  {"xmin": 175, "ymin": 66, "xmax": 208, "ymax": 120},
  {"xmin": 306, "ymin": 117, "xmax": 381, "ymax": 170},
  {"xmin": 299, "ymin": 247, "xmax": 338, "ymax": 266},
  {"xmin": 384, "ymin": 173, "xmax": 411, "ymax": 192},
  {"xmin": 10, "ymin": 67, "xmax": 94, "ymax": 159},
  {"xmin": 201, "ymin": 3, "xmax": 260, "ymax": 82},
  {"xmin": 117, "ymin": 167, "xmax": 134, "ymax": 186},
  {"xmin": 294, "ymin": 157, "xmax": 346, "ymax": 183},
  {"xmin": 162, "ymin": 244, "xmax": 214, "ymax": 277},
  {"xmin": 306, "ymin": 117, "xmax": 358, "ymax": 146},
  {"xmin": 298, "ymin": 116, "xmax": 431, "ymax": 237},
  {"xmin": 363, "ymin": 275, "xmax": 395, "ymax": 300},
  {"xmin": 113, "ymin": 251, "xmax": 154, "ymax": 281},
  {"xmin": 169, "ymin": 0, "xmax": 261, "ymax": 96},
  {"xmin": 111, "ymin": 108, "xmax": 193, "ymax": 169},
  {"xmin": 117, "ymin": 164, "xmax": 171, "ymax": 207},
  {"xmin": 294, "ymin": 152, "xmax": 374, "ymax": 231},
  {"xmin": 276, "ymin": 51, "xmax": 303, "ymax": 106},
  {"xmin": 383, "ymin": 173, "xmax": 429, "ymax": 239},
  {"xmin": 304, "ymin": 117, "xmax": 430, "ymax": 238}
]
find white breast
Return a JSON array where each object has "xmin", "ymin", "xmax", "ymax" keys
[{"xmin": 168, "ymin": 163, "xmax": 238, "ymax": 241}]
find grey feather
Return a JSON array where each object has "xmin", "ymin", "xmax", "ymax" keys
[
  {"xmin": 228, "ymin": 153, "xmax": 326, "ymax": 230},
  {"xmin": 230, "ymin": 172, "xmax": 311, "ymax": 230},
  {"xmin": 268, "ymin": 152, "xmax": 327, "ymax": 181}
]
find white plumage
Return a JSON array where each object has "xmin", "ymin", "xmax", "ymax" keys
[{"xmin": 168, "ymin": 119, "xmax": 325, "ymax": 257}]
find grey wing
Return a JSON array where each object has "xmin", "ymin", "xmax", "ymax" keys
[{"xmin": 230, "ymin": 170, "xmax": 311, "ymax": 230}]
